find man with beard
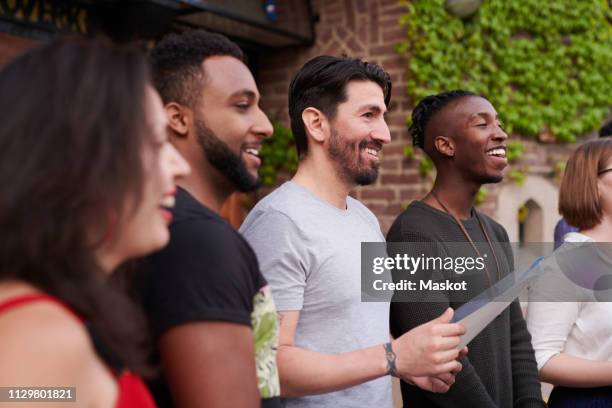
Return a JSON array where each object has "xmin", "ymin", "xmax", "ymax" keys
[
  {"xmin": 140, "ymin": 30, "xmax": 280, "ymax": 408},
  {"xmin": 240, "ymin": 56, "xmax": 466, "ymax": 407},
  {"xmin": 386, "ymin": 90, "xmax": 545, "ymax": 407}
]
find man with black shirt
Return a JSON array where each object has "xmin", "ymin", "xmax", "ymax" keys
[
  {"xmin": 387, "ymin": 90, "xmax": 545, "ymax": 407},
  {"xmin": 140, "ymin": 30, "xmax": 280, "ymax": 408}
]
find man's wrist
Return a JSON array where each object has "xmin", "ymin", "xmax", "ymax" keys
[{"xmin": 384, "ymin": 342, "xmax": 398, "ymax": 377}]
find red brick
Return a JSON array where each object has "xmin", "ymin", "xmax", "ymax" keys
[
  {"xmin": 262, "ymin": 96, "xmax": 287, "ymax": 107},
  {"xmin": 401, "ymin": 101, "xmax": 414, "ymax": 111},
  {"xmin": 387, "ymin": 99, "xmax": 400, "ymax": 113},
  {"xmin": 389, "ymin": 72, "xmax": 402, "ymax": 83},
  {"xmin": 355, "ymin": 0, "xmax": 367, "ymax": 13},
  {"xmin": 336, "ymin": 26, "xmax": 350, "ymax": 40},
  {"xmin": 378, "ymin": 17, "xmax": 401, "ymax": 28},
  {"xmin": 379, "ymin": 217, "xmax": 392, "ymax": 234},
  {"xmin": 273, "ymin": 84, "xmax": 289, "ymax": 94},
  {"xmin": 323, "ymin": 40, "xmax": 345, "ymax": 56},
  {"xmin": 261, "ymin": 106, "xmax": 286, "ymax": 119},
  {"xmin": 318, "ymin": 27, "xmax": 333, "ymax": 44},
  {"xmin": 346, "ymin": 38, "xmax": 364, "ymax": 53},
  {"xmin": 361, "ymin": 188, "xmax": 397, "ymax": 201},
  {"xmin": 325, "ymin": 15, "xmax": 344, "ymax": 25},
  {"xmin": 383, "ymin": 26, "xmax": 407, "ymax": 43},
  {"xmin": 380, "ymin": 56, "xmax": 406, "ymax": 70},
  {"xmin": 381, "ymin": 157, "xmax": 400, "ymax": 170},
  {"xmin": 322, "ymin": 1, "xmax": 343, "ymax": 14},
  {"xmin": 369, "ymin": 2, "xmax": 380, "ymax": 44},
  {"xmin": 370, "ymin": 44, "xmax": 394, "ymax": 56},
  {"xmin": 384, "ymin": 66, "xmax": 404, "ymax": 75},
  {"xmin": 357, "ymin": 18, "xmax": 369, "ymax": 44},
  {"xmin": 400, "ymin": 188, "xmax": 422, "ymax": 200},
  {"xmin": 392, "ymin": 130, "xmax": 401, "ymax": 143},
  {"xmin": 344, "ymin": 0, "xmax": 356, "ymax": 30},
  {"xmin": 364, "ymin": 203, "xmax": 387, "ymax": 214},
  {"xmin": 259, "ymin": 69, "xmax": 290, "ymax": 83},
  {"xmin": 385, "ymin": 114, "xmax": 409, "ymax": 127},
  {"xmin": 399, "ymin": 131, "xmax": 412, "ymax": 143},
  {"xmin": 381, "ymin": 173, "xmax": 420, "ymax": 185},
  {"xmin": 400, "ymin": 156, "xmax": 417, "ymax": 168},
  {"xmin": 382, "ymin": 144, "xmax": 408, "ymax": 156},
  {"xmin": 380, "ymin": 4, "xmax": 408, "ymax": 17},
  {"xmin": 384, "ymin": 203, "xmax": 403, "ymax": 215},
  {"xmin": 393, "ymin": 85, "xmax": 407, "ymax": 97}
]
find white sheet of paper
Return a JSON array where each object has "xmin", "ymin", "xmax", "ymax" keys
[{"xmin": 453, "ymin": 257, "xmax": 543, "ymax": 348}]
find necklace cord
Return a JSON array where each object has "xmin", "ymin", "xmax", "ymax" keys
[{"xmin": 429, "ymin": 192, "xmax": 503, "ymax": 288}]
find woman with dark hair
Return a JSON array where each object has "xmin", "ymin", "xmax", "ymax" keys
[
  {"xmin": 527, "ymin": 138, "xmax": 612, "ymax": 407},
  {"xmin": 0, "ymin": 38, "xmax": 189, "ymax": 407}
]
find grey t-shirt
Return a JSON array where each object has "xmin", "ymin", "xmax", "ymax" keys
[{"xmin": 240, "ymin": 181, "xmax": 392, "ymax": 408}]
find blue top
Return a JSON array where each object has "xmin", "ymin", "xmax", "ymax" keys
[{"xmin": 553, "ymin": 218, "xmax": 579, "ymax": 249}]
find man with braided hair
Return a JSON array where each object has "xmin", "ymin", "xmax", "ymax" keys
[{"xmin": 387, "ymin": 90, "xmax": 545, "ymax": 407}]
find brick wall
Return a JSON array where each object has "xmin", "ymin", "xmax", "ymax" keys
[
  {"xmin": 256, "ymin": 0, "xmax": 577, "ymax": 235},
  {"xmin": 0, "ymin": 11, "xmax": 577, "ymax": 235}
]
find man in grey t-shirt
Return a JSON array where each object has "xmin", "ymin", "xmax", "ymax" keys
[{"xmin": 240, "ymin": 56, "xmax": 466, "ymax": 407}]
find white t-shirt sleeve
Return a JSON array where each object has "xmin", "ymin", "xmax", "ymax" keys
[{"xmin": 527, "ymin": 258, "xmax": 580, "ymax": 370}]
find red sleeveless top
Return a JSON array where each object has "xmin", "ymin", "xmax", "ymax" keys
[{"xmin": 0, "ymin": 293, "xmax": 156, "ymax": 408}]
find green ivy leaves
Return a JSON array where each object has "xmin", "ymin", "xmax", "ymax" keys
[
  {"xmin": 397, "ymin": 0, "xmax": 612, "ymax": 142},
  {"xmin": 259, "ymin": 120, "xmax": 298, "ymax": 186},
  {"xmin": 506, "ymin": 141, "xmax": 524, "ymax": 162}
]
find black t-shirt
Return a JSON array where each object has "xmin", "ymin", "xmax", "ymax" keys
[{"xmin": 141, "ymin": 187, "xmax": 281, "ymax": 408}]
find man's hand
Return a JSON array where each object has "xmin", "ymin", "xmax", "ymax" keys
[
  {"xmin": 407, "ymin": 374, "xmax": 454, "ymax": 393},
  {"xmin": 392, "ymin": 307, "xmax": 465, "ymax": 378},
  {"xmin": 405, "ymin": 349, "xmax": 466, "ymax": 393}
]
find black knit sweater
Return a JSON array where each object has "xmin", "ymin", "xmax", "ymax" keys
[{"xmin": 387, "ymin": 201, "xmax": 545, "ymax": 408}]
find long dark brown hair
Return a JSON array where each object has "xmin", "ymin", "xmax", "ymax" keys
[{"xmin": 0, "ymin": 37, "xmax": 154, "ymax": 376}]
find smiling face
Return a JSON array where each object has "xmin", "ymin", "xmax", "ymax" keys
[
  {"xmin": 435, "ymin": 96, "xmax": 508, "ymax": 184},
  {"xmin": 326, "ymin": 80, "xmax": 391, "ymax": 186},
  {"xmin": 194, "ymin": 56, "xmax": 273, "ymax": 192}
]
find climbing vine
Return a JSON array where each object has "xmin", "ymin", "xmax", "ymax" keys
[
  {"xmin": 396, "ymin": 0, "xmax": 612, "ymax": 143},
  {"xmin": 475, "ymin": 186, "xmax": 488, "ymax": 205},
  {"xmin": 259, "ymin": 120, "xmax": 298, "ymax": 186},
  {"xmin": 506, "ymin": 141, "xmax": 525, "ymax": 162},
  {"xmin": 506, "ymin": 141, "xmax": 527, "ymax": 186}
]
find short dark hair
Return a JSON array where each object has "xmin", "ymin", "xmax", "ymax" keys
[
  {"xmin": 600, "ymin": 120, "xmax": 612, "ymax": 138},
  {"xmin": 0, "ymin": 37, "xmax": 153, "ymax": 376},
  {"xmin": 150, "ymin": 29, "xmax": 243, "ymax": 108},
  {"xmin": 288, "ymin": 55, "xmax": 392, "ymax": 159},
  {"xmin": 410, "ymin": 90, "xmax": 476, "ymax": 149}
]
